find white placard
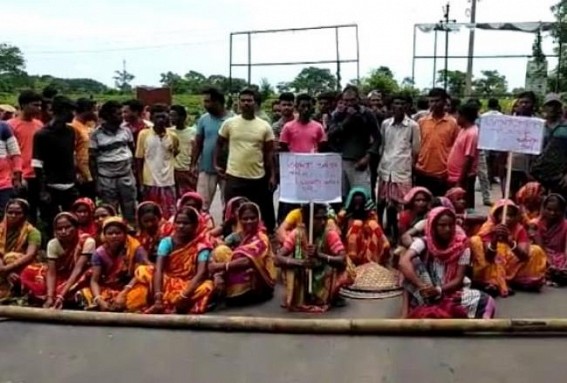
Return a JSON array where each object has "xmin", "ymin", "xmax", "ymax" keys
[
  {"xmin": 478, "ymin": 115, "xmax": 545, "ymax": 155},
  {"xmin": 279, "ymin": 153, "xmax": 342, "ymax": 203}
]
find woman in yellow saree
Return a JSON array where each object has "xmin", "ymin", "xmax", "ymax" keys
[
  {"xmin": 276, "ymin": 203, "xmax": 355, "ymax": 312},
  {"xmin": 0, "ymin": 199, "xmax": 41, "ymax": 300},
  {"xmin": 470, "ymin": 199, "xmax": 547, "ymax": 297},
  {"xmin": 141, "ymin": 206, "xmax": 214, "ymax": 314},
  {"xmin": 21, "ymin": 212, "xmax": 93, "ymax": 308},
  {"xmin": 337, "ymin": 187, "xmax": 390, "ymax": 266},
  {"xmin": 210, "ymin": 202, "xmax": 276, "ymax": 306},
  {"xmin": 77, "ymin": 217, "xmax": 151, "ymax": 312}
]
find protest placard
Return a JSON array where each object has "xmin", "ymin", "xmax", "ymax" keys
[
  {"xmin": 478, "ymin": 114, "xmax": 545, "ymax": 155},
  {"xmin": 279, "ymin": 153, "xmax": 342, "ymax": 203}
]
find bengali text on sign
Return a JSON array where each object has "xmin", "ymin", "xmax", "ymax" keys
[
  {"xmin": 478, "ymin": 114, "xmax": 545, "ymax": 155},
  {"xmin": 279, "ymin": 153, "xmax": 342, "ymax": 203}
]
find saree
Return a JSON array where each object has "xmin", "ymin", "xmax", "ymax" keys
[
  {"xmin": 470, "ymin": 199, "xmax": 547, "ymax": 297},
  {"xmin": 398, "ymin": 187, "xmax": 432, "ymax": 234},
  {"xmin": 177, "ymin": 191, "xmax": 215, "ymax": 232},
  {"xmin": 281, "ymin": 226, "xmax": 355, "ymax": 313},
  {"xmin": 76, "ymin": 235, "xmax": 148, "ymax": 311},
  {"xmin": 133, "ymin": 235, "xmax": 214, "ymax": 314},
  {"xmin": 403, "ymin": 207, "xmax": 495, "ymax": 319},
  {"xmin": 338, "ymin": 187, "xmax": 389, "ymax": 266},
  {"xmin": 137, "ymin": 218, "xmax": 174, "ymax": 261},
  {"xmin": 534, "ymin": 215, "xmax": 567, "ymax": 285},
  {"xmin": 72, "ymin": 198, "xmax": 97, "ymax": 237},
  {"xmin": 20, "ymin": 234, "xmax": 92, "ymax": 303},
  {"xmin": 212, "ymin": 230, "xmax": 276, "ymax": 302},
  {"xmin": 516, "ymin": 182, "xmax": 544, "ymax": 222}
]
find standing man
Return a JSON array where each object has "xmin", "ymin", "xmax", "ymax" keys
[
  {"xmin": 271, "ymin": 93, "xmax": 295, "ymax": 141},
  {"xmin": 327, "ymin": 85, "xmax": 380, "ymax": 199},
  {"xmin": 271, "ymin": 100, "xmax": 282, "ymax": 123},
  {"xmin": 8, "ymin": 90, "xmax": 43, "ymax": 223},
  {"xmin": 122, "ymin": 99, "xmax": 151, "ymax": 144},
  {"xmin": 415, "ymin": 88, "xmax": 459, "ymax": 196},
  {"xmin": 377, "ymin": 94, "xmax": 420, "ymax": 240},
  {"xmin": 90, "ymin": 101, "xmax": 137, "ymax": 225},
  {"xmin": 136, "ymin": 104, "xmax": 179, "ymax": 219},
  {"xmin": 315, "ymin": 91, "xmax": 337, "ymax": 131},
  {"xmin": 71, "ymin": 97, "xmax": 97, "ymax": 200},
  {"xmin": 216, "ymin": 88, "xmax": 276, "ymax": 234},
  {"xmin": 32, "ymin": 96, "xmax": 79, "ymax": 236},
  {"xmin": 191, "ymin": 87, "xmax": 232, "ymax": 212},
  {"xmin": 447, "ymin": 103, "xmax": 480, "ymax": 208},
  {"xmin": 169, "ymin": 105, "xmax": 197, "ymax": 196}
]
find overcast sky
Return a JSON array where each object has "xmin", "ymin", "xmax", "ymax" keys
[{"xmin": 2, "ymin": 0, "xmax": 559, "ymax": 91}]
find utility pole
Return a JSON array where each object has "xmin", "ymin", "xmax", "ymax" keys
[
  {"xmin": 464, "ymin": 0, "xmax": 479, "ymax": 96},
  {"xmin": 441, "ymin": 2, "xmax": 456, "ymax": 92}
]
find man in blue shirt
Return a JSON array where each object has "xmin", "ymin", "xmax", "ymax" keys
[{"xmin": 190, "ymin": 87, "xmax": 233, "ymax": 212}]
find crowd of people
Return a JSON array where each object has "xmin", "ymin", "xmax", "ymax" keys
[{"xmin": 0, "ymin": 83, "xmax": 564, "ymax": 318}]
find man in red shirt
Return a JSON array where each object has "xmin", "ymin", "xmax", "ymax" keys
[{"xmin": 8, "ymin": 90, "xmax": 43, "ymax": 223}]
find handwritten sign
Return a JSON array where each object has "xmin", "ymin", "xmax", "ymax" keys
[
  {"xmin": 279, "ymin": 153, "xmax": 342, "ymax": 203},
  {"xmin": 478, "ymin": 115, "xmax": 545, "ymax": 155}
]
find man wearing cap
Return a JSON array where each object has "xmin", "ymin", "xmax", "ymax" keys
[
  {"xmin": 32, "ymin": 96, "xmax": 79, "ymax": 236},
  {"xmin": 531, "ymin": 93, "xmax": 567, "ymax": 197},
  {"xmin": 0, "ymin": 105, "xmax": 16, "ymax": 121}
]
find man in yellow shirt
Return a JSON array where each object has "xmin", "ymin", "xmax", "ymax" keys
[{"xmin": 216, "ymin": 89, "xmax": 276, "ymax": 233}]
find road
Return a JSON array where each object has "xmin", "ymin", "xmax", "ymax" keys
[{"xmin": 2, "ymin": 187, "xmax": 566, "ymax": 383}]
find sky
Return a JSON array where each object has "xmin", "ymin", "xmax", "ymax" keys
[{"xmin": 2, "ymin": 0, "xmax": 559, "ymax": 91}]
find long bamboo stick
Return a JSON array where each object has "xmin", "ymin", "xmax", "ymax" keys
[{"xmin": 1, "ymin": 306, "xmax": 567, "ymax": 335}]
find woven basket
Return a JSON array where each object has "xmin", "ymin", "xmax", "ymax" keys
[{"xmin": 340, "ymin": 262, "xmax": 402, "ymax": 300}]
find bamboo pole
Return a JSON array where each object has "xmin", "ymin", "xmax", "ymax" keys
[{"xmin": 2, "ymin": 306, "xmax": 567, "ymax": 335}]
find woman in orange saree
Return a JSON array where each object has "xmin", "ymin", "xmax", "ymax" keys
[
  {"xmin": 0, "ymin": 199, "xmax": 42, "ymax": 301},
  {"xmin": 137, "ymin": 201, "xmax": 174, "ymax": 262},
  {"xmin": 276, "ymin": 204, "xmax": 355, "ymax": 313},
  {"xmin": 516, "ymin": 182, "xmax": 544, "ymax": 222},
  {"xmin": 140, "ymin": 206, "xmax": 214, "ymax": 314},
  {"xmin": 77, "ymin": 217, "xmax": 150, "ymax": 311},
  {"xmin": 210, "ymin": 202, "xmax": 276, "ymax": 306},
  {"xmin": 20, "ymin": 212, "xmax": 93, "ymax": 308},
  {"xmin": 71, "ymin": 197, "xmax": 97, "ymax": 237},
  {"xmin": 337, "ymin": 187, "xmax": 389, "ymax": 266},
  {"xmin": 470, "ymin": 199, "xmax": 547, "ymax": 297},
  {"xmin": 176, "ymin": 191, "xmax": 215, "ymax": 232},
  {"xmin": 209, "ymin": 196, "xmax": 249, "ymax": 239}
]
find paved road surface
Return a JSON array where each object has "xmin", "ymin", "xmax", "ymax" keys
[{"xmin": 3, "ymin": 187, "xmax": 565, "ymax": 383}]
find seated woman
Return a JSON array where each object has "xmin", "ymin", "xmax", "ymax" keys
[
  {"xmin": 470, "ymin": 199, "xmax": 547, "ymax": 297},
  {"xmin": 276, "ymin": 204, "xmax": 338, "ymax": 244},
  {"xmin": 21, "ymin": 212, "xmax": 93, "ymax": 308},
  {"xmin": 137, "ymin": 201, "xmax": 174, "ymax": 262},
  {"xmin": 140, "ymin": 206, "xmax": 214, "ymax": 314},
  {"xmin": 398, "ymin": 187, "xmax": 433, "ymax": 235},
  {"xmin": 0, "ymin": 199, "xmax": 42, "ymax": 300},
  {"xmin": 399, "ymin": 206, "xmax": 495, "ymax": 319},
  {"xmin": 209, "ymin": 196, "xmax": 249, "ymax": 239},
  {"xmin": 210, "ymin": 202, "xmax": 276, "ymax": 306},
  {"xmin": 176, "ymin": 192, "xmax": 215, "ymax": 231},
  {"xmin": 445, "ymin": 187, "xmax": 486, "ymax": 236},
  {"xmin": 93, "ymin": 204, "xmax": 118, "ymax": 245},
  {"xmin": 530, "ymin": 194, "xmax": 567, "ymax": 286},
  {"xmin": 72, "ymin": 198, "xmax": 97, "ymax": 237},
  {"xmin": 276, "ymin": 203, "xmax": 355, "ymax": 313},
  {"xmin": 77, "ymin": 217, "xmax": 150, "ymax": 312},
  {"xmin": 337, "ymin": 187, "xmax": 389, "ymax": 266},
  {"xmin": 516, "ymin": 182, "xmax": 544, "ymax": 222}
]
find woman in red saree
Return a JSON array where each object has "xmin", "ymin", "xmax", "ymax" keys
[
  {"xmin": 93, "ymin": 204, "xmax": 117, "ymax": 245},
  {"xmin": 399, "ymin": 206, "xmax": 496, "ymax": 319},
  {"xmin": 398, "ymin": 187, "xmax": 433, "ymax": 234},
  {"xmin": 210, "ymin": 202, "xmax": 276, "ymax": 306},
  {"xmin": 516, "ymin": 182, "xmax": 544, "ymax": 222},
  {"xmin": 77, "ymin": 217, "xmax": 150, "ymax": 311},
  {"xmin": 72, "ymin": 197, "xmax": 97, "ymax": 237},
  {"xmin": 470, "ymin": 199, "xmax": 547, "ymax": 297},
  {"xmin": 445, "ymin": 187, "xmax": 485, "ymax": 236},
  {"xmin": 276, "ymin": 204, "xmax": 355, "ymax": 313},
  {"xmin": 137, "ymin": 201, "xmax": 174, "ymax": 262},
  {"xmin": 209, "ymin": 196, "xmax": 249, "ymax": 239},
  {"xmin": 139, "ymin": 206, "xmax": 214, "ymax": 314},
  {"xmin": 21, "ymin": 213, "xmax": 94, "ymax": 308},
  {"xmin": 176, "ymin": 192, "xmax": 215, "ymax": 232},
  {"xmin": 530, "ymin": 194, "xmax": 567, "ymax": 286},
  {"xmin": 0, "ymin": 199, "xmax": 42, "ymax": 301}
]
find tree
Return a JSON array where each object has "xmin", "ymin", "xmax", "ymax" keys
[
  {"xmin": 259, "ymin": 78, "xmax": 274, "ymax": 100},
  {"xmin": 472, "ymin": 70, "xmax": 508, "ymax": 97},
  {"xmin": 550, "ymin": 1, "xmax": 567, "ymax": 91},
  {"xmin": 360, "ymin": 66, "xmax": 399, "ymax": 95},
  {"xmin": 0, "ymin": 43, "xmax": 25, "ymax": 75},
  {"xmin": 113, "ymin": 68, "xmax": 135, "ymax": 92},
  {"xmin": 290, "ymin": 67, "xmax": 337, "ymax": 94},
  {"xmin": 436, "ymin": 69, "xmax": 466, "ymax": 96},
  {"xmin": 160, "ymin": 71, "xmax": 187, "ymax": 93},
  {"xmin": 399, "ymin": 77, "xmax": 420, "ymax": 99},
  {"xmin": 184, "ymin": 70, "xmax": 207, "ymax": 93},
  {"xmin": 276, "ymin": 82, "xmax": 292, "ymax": 93}
]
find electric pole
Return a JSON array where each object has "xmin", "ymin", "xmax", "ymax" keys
[{"xmin": 465, "ymin": 0, "xmax": 479, "ymax": 96}]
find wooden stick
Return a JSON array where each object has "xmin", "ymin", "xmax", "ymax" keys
[
  {"xmin": 308, "ymin": 201, "xmax": 314, "ymax": 294},
  {"xmin": 3, "ymin": 306, "xmax": 567, "ymax": 335},
  {"xmin": 502, "ymin": 152, "xmax": 514, "ymax": 224}
]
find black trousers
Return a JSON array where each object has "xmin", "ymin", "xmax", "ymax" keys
[
  {"xmin": 39, "ymin": 186, "xmax": 79, "ymax": 239},
  {"xmin": 224, "ymin": 175, "xmax": 276, "ymax": 234},
  {"xmin": 18, "ymin": 177, "xmax": 40, "ymax": 225},
  {"xmin": 414, "ymin": 173, "xmax": 449, "ymax": 197}
]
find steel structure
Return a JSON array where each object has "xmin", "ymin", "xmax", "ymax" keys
[
  {"xmin": 229, "ymin": 24, "xmax": 360, "ymax": 92},
  {"xmin": 411, "ymin": 21, "xmax": 561, "ymax": 91}
]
